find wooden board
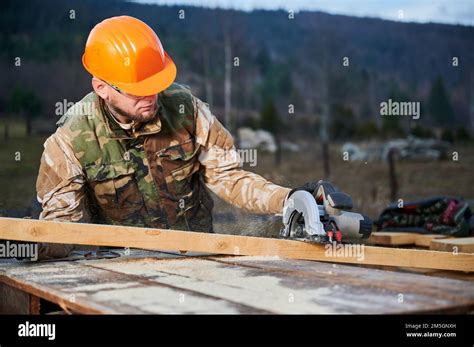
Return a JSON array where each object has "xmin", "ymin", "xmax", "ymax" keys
[
  {"xmin": 1, "ymin": 251, "xmax": 473, "ymax": 314},
  {"xmin": 0, "ymin": 250, "xmax": 264, "ymax": 314},
  {"xmin": 1, "ymin": 217, "xmax": 473, "ymax": 272},
  {"xmin": 209, "ymin": 256, "xmax": 474, "ymax": 313},
  {"xmin": 414, "ymin": 234, "xmax": 449, "ymax": 247},
  {"xmin": 369, "ymin": 232, "xmax": 417, "ymax": 245},
  {"xmin": 430, "ymin": 237, "xmax": 474, "ymax": 253},
  {"xmin": 368, "ymin": 232, "xmax": 448, "ymax": 247}
]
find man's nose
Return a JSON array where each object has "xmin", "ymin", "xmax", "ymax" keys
[{"xmin": 141, "ymin": 94, "xmax": 157, "ymax": 102}]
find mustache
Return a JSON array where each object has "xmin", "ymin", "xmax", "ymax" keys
[{"xmin": 108, "ymin": 102, "xmax": 158, "ymax": 123}]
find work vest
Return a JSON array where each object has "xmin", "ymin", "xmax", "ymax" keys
[{"xmin": 57, "ymin": 83, "xmax": 214, "ymax": 232}]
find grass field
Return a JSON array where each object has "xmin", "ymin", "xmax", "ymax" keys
[
  {"xmin": 249, "ymin": 144, "xmax": 474, "ymax": 217},
  {"xmin": 0, "ymin": 120, "xmax": 47, "ymax": 211}
]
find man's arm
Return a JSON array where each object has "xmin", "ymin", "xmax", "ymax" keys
[
  {"xmin": 194, "ymin": 97, "xmax": 291, "ymax": 214},
  {"xmin": 35, "ymin": 127, "xmax": 90, "ymax": 258}
]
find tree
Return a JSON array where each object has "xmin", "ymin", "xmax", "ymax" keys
[
  {"xmin": 455, "ymin": 126, "xmax": 471, "ymax": 142},
  {"xmin": 381, "ymin": 115, "xmax": 404, "ymax": 139},
  {"xmin": 0, "ymin": 96, "xmax": 9, "ymax": 141},
  {"xmin": 410, "ymin": 124, "xmax": 434, "ymax": 138},
  {"xmin": 256, "ymin": 46, "xmax": 271, "ymax": 76},
  {"xmin": 330, "ymin": 104, "xmax": 356, "ymax": 140},
  {"xmin": 260, "ymin": 98, "xmax": 284, "ymax": 134},
  {"xmin": 428, "ymin": 76, "xmax": 454, "ymax": 127},
  {"xmin": 356, "ymin": 120, "xmax": 379, "ymax": 139},
  {"xmin": 260, "ymin": 98, "xmax": 284, "ymax": 166},
  {"xmin": 380, "ymin": 82, "xmax": 408, "ymax": 138}
]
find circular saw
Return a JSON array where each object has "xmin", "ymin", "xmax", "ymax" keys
[{"xmin": 280, "ymin": 181, "xmax": 373, "ymax": 243}]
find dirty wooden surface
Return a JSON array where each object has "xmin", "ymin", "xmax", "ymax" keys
[{"xmin": 0, "ymin": 249, "xmax": 473, "ymax": 314}]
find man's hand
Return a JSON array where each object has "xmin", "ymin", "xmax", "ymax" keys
[
  {"xmin": 38, "ymin": 243, "xmax": 76, "ymax": 260},
  {"xmin": 288, "ymin": 181, "xmax": 322, "ymax": 198},
  {"xmin": 288, "ymin": 180, "xmax": 353, "ymax": 210}
]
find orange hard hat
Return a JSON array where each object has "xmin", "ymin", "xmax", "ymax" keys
[{"xmin": 82, "ymin": 16, "xmax": 176, "ymax": 96}]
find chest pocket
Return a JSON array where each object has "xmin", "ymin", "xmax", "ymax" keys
[
  {"xmin": 85, "ymin": 162, "xmax": 144, "ymax": 214},
  {"xmin": 158, "ymin": 137, "xmax": 201, "ymax": 196}
]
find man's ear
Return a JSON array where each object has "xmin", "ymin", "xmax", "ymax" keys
[{"xmin": 92, "ymin": 77, "xmax": 109, "ymax": 100}]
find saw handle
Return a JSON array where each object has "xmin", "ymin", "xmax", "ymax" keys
[
  {"xmin": 326, "ymin": 191, "xmax": 353, "ymax": 210},
  {"xmin": 315, "ymin": 181, "xmax": 353, "ymax": 210}
]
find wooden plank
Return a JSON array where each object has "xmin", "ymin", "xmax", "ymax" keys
[
  {"xmin": 214, "ymin": 257, "xmax": 474, "ymax": 299},
  {"xmin": 414, "ymin": 234, "xmax": 448, "ymax": 247},
  {"xmin": 87, "ymin": 256, "xmax": 474, "ymax": 314},
  {"xmin": 0, "ymin": 258, "xmax": 267, "ymax": 314},
  {"xmin": 215, "ymin": 256, "xmax": 474, "ymax": 311},
  {"xmin": 0, "ymin": 217, "xmax": 473, "ymax": 272},
  {"xmin": 430, "ymin": 237, "xmax": 474, "ymax": 253},
  {"xmin": 368, "ymin": 232, "xmax": 417, "ymax": 246},
  {"xmin": 369, "ymin": 232, "xmax": 448, "ymax": 247}
]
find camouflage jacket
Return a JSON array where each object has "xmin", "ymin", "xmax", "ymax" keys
[{"xmin": 36, "ymin": 83, "xmax": 290, "ymax": 239}]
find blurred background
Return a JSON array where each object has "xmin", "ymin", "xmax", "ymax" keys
[{"xmin": 0, "ymin": 0, "xmax": 473, "ymax": 236}]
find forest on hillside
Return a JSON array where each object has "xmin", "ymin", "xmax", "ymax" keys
[{"xmin": 1, "ymin": 0, "xmax": 473, "ymax": 143}]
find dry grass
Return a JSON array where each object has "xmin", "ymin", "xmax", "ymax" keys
[{"xmin": 213, "ymin": 143, "xmax": 474, "ymax": 236}]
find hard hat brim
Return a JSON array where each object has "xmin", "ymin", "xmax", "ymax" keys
[
  {"xmin": 83, "ymin": 52, "xmax": 177, "ymax": 97},
  {"xmin": 111, "ymin": 52, "xmax": 177, "ymax": 97}
]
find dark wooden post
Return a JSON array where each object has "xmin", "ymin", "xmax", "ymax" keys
[{"xmin": 388, "ymin": 148, "xmax": 398, "ymax": 202}]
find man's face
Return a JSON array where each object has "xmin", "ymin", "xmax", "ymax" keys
[
  {"xmin": 92, "ymin": 78, "xmax": 158, "ymax": 123},
  {"xmin": 107, "ymin": 87, "xmax": 158, "ymax": 123}
]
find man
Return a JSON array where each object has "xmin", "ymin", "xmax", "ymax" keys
[{"xmin": 36, "ymin": 16, "xmax": 316, "ymax": 259}]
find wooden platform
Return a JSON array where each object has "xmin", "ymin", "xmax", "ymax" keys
[{"xmin": 1, "ymin": 249, "xmax": 473, "ymax": 314}]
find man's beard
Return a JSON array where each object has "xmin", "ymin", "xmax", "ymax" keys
[{"xmin": 107, "ymin": 102, "xmax": 158, "ymax": 123}]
